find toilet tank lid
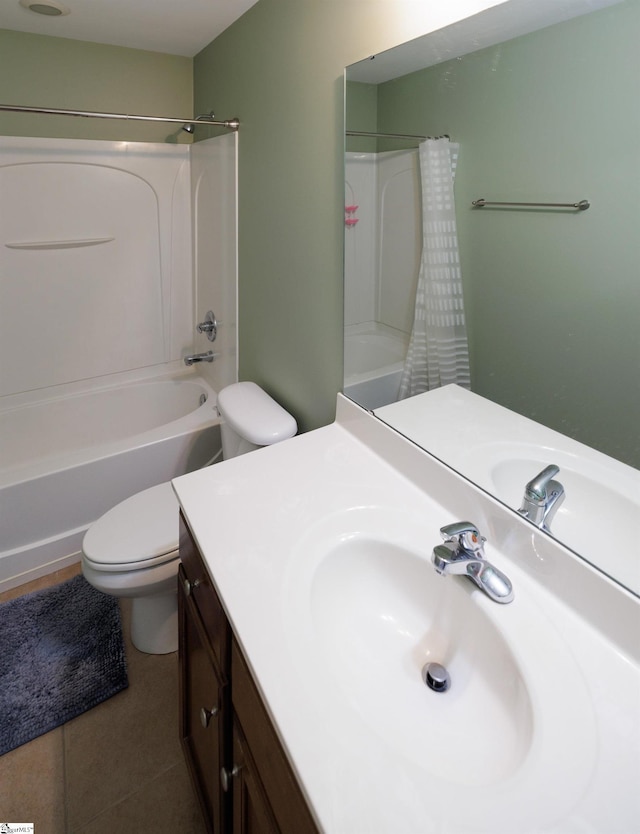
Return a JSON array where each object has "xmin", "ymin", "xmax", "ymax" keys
[{"xmin": 217, "ymin": 381, "xmax": 297, "ymax": 446}]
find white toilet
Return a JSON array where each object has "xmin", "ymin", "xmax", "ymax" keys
[{"xmin": 81, "ymin": 382, "xmax": 297, "ymax": 654}]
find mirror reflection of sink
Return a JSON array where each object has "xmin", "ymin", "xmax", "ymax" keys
[
  {"xmin": 376, "ymin": 386, "xmax": 640, "ymax": 597},
  {"xmin": 311, "ymin": 538, "xmax": 531, "ymax": 786},
  {"xmin": 491, "ymin": 457, "xmax": 640, "ymax": 592}
]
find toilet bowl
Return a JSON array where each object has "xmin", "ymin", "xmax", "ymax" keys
[
  {"xmin": 81, "ymin": 382, "xmax": 297, "ymax": 654},
  {"xmin": 82, "ymin": 481, "xmax": 181, "ymax": 654}
]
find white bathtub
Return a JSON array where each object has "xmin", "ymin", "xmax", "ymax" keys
[
  {"xmin": 0, "ymin": 368, "xmax": 222, "ymax": 593},
  {"xmin": 343, "ymin": 326, "xmax": 408, "ymax": 410}
]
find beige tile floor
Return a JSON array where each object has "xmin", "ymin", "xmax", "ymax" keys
[{"xmin": 0, "ymin": 564, "xmax": 207, "ymax": 834}]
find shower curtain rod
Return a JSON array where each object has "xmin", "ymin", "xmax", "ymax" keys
[
  {"xmin": 0, "ymin": 103, "xmax": 239, "ymax": 130},
  {"xmin": 346, "ymin": 130, "xmax": 449, "ymax": 141}
]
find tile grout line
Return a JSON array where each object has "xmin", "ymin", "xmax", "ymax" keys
[
  {"xmin": 62, "ymin": 724, "xmax": 69, "ymax": 834},
  {"xmin": 69, "ymin": 759, "xmax": 189, "ymax": 833}
]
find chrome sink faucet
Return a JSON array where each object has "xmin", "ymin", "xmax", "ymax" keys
[
  {"xmin": 432, "ymin": 521, "xmax": 514, "ymax": 604},
  {"xmin": 517, "ymin": 464, "xmax": 565, "ymax": 533}
]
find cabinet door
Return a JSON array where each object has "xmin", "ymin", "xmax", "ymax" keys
[
  {"xmin": 231, "ymin": 640, "xmax": 319, "ymax": 834},
  {"xmin": 230, "ymin": 720, "xmax": 279, "ymax": 834},
  {"xmin": 179, "ymin": 566, "xmax": 228, "ymax": 834}
]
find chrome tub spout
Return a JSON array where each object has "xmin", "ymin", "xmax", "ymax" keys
[{"xmin": 184, "ymin": 351, "xmax": 215, "ymax": 366}]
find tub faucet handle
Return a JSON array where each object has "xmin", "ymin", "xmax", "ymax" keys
[{"xmin": 197, "ymin": 310, "xmax": 218, "ymax": 342}]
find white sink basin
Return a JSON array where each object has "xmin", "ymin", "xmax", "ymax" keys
[
  {"xmin": 282, "ymin": 508, "xmax": 597, "ymax": 830},
  {"xmin": 284, "ymin": 506, "xmax": 597, "ymax": 820},
  {"xmin": 311, "ymin": 537, "xmax": 531, "ymax": 786}
]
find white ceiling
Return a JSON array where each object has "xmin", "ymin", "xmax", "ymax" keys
[
  {"xmin": 0, "ymin": 0, "xmax": 260, "ymax": 57},
  {"xmin": 347, "ymin": 0, "xmax": 622, "ymax": 83}
]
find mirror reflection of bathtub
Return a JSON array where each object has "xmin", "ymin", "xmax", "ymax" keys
[
  {"xmin": 344, "ymin": 148, "xmax": 418, "ymax": 411},
  {"xmin": 343, "ymin": 324, "xmax": 408, "ymax": 410}
]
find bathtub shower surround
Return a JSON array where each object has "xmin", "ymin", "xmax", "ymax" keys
[
  {"xmin": 344, "ymin": 149, "xmax": 421, "ymax": 408},
  {"xmin": 0, "ymin": 134, "xmax": 238, "ymax": 592},
  {"xmin": 191, "ymin": 133, "xmax": 238, "ymax": 393},
  {"xmin": 0, "ymin": 136, "xmax": 193, "ymax": 396}
]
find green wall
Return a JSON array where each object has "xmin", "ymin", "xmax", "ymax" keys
[
  {"xmin": 0, "ymin": 2, "xmax": 510, "ymax": 434},
  {"xmin": 4, "ymin": 2, "xmax": 584, "ymax": 436},
  {"xmin": 193, "ymin": 0, "xmax": 506, "ymax": 432},
  {"xmin": 0, "ymin": 29, "xmax": 193, "ymax": 143},
  {"xmin": 345, "ymin": 80, "xmax": 378, "ymax": 153},
  {"xmin": 372, "ymin": 1, "xmax": 639, "ymax": 465}
]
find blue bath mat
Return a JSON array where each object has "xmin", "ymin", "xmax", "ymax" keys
[{"xmin": 0, "ymin": 574, "xmax": 128, "ymax": 756}]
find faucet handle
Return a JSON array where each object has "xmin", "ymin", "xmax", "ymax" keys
[
  {"xmin": 524, "ymin": 464, "xmax": 560, "ymax": 502},
  {"xmin": 197, "ymin": 310, "xmax": 218, "ymax": 342},
  {"xmin": 440, "ymin": 521, "xmax": 486, "ymax": 554}
]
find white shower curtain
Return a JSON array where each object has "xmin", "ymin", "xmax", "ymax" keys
[{"xmin": 399, "ymin": 137, "xmax": 470, "ymax": 398}]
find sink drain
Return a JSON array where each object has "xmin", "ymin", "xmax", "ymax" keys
[{"xmin": 422, "ymin": 662, "xmax": 451, "ymax": 693}]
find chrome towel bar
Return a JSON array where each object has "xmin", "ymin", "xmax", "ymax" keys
[
  {"xmin": 472, "ymin": 198, "xmax": 590, "ymax": 210},
  {"xmin": 346, "ymin": 130, "xmax": 450, "ymax": 141}
]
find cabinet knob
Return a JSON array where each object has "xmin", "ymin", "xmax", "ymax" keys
[
  {"xmin": 220, "ymin": 764, "xmax": 242, "ymax": 792},
  {"xmin": 183, "ymin": 576, "xmax": 202, "ymax": 596},
  {"xmin": 200, "ymin": 706, "xmax": 219, "ymax": 728}
]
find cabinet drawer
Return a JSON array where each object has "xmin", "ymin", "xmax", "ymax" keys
[
  {"xmin": 179, "ymin": 512, "xmax": 230, "ymax": 681},
  {"xmin": 232, "ymin": 639, "xmax": 319, "ymax": 834}
]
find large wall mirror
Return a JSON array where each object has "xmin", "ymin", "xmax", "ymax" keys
[{"xmin": 344, "ymin": 0, "xmax": 639, "ymax": 595}]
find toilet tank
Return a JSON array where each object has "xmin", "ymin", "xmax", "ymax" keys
[{"xmin": 217, "ymin": 381, "xmax": 297, "ymax": 459}]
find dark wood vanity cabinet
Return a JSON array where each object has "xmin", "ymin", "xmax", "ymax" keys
[
  {"xmin": 230, "ymin": 719, "xmax": 279, "ymax": 834},
  {"xmin": 178, "ymin": 553, "xmax": 230, "ymax": 833},
  {"xmin": 178, "ymin": 513, "xmax": 319, "ymax": 834}
]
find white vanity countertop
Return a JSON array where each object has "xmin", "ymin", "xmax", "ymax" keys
[{"xmin": 172, "ymin": 395, "xmax": 640, "ymax": 834}]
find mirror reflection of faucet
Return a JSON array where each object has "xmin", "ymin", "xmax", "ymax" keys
[
  {"xmin": 517, "ymin": 464, "xmax": 565, "ymax": 534},
  {"xmin": 432, "ymin": 521, "xmax": 514, "ymax": 603}
]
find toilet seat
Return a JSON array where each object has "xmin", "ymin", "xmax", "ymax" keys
[
  {"xmin": 78, "ymin": 381, "xmax": 297, "ymax": 654},
  {"xmin": 82, "ymin": 482, "xmax": 180, "ymax": 572}
]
